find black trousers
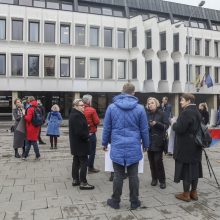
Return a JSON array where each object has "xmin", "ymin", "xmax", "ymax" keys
[
  {"xmin": 147, "ymin": 150, "xmax": 166, "ymax": 183},
  {"xmin": 72, "ymin": 155, "xmax": 88, "ymax": 183}
]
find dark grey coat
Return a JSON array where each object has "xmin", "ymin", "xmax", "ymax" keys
[
  {"xmin": 173, "ymin": 104, "xmax": 202, "ymax": 163},
  {"xmin": 69, "ymin": 108, "xmax": 90, "ymax": 156}
]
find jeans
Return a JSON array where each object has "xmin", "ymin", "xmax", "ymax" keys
[
  {"xmin": 24, "ymin": 140, "xmax": 40, "ymax": 158},
  {"xmin": 72, "ymin": 155, "xmax": 88, "ymax": 183},
  {"xmin": 147, "ymin": 150, "xmax": 166, "ymax": 183},
  {"xmin": 88, "ymin": 133, "xmax": 97, "ymax": 168},
  {"xmin": 112, "ymin": 162, "xmax": 139, "ymax": 203}
]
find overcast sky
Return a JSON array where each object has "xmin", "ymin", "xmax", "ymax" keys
[{"xmin": 163, "ymin": 0, "xmax": 220, "ymax": 10}]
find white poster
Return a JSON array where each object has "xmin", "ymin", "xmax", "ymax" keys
[{"xmin": 105, "ymin": 145, "xmax": 144, "ymax": 173}]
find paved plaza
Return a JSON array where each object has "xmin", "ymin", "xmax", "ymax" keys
[{"xmin": 0, "ymin": 123, "xmax": 220, "ymax": 220}]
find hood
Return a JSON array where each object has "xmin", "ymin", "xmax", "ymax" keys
[
  {"xmin": 113, "ymin": 94, "xmax": 138, "ymax": 110},
  {"xmin": 30, "ymin": 100, "xmax": 38, "ymax": 107}
]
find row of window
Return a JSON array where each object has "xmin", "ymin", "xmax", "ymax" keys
[
  {"xmin": 0, "ymin": 0, "xmax": 124, "ymax": 17},
  {"xmin": 0, "ymin": 54, "xmax": 129, "ymax": 79},
  {"xmin": 0, "ymin": 18, "xmax": 127, "ymax": 48}
]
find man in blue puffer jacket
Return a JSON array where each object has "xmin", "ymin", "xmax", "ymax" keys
[{"xmin": 102, "ymin": 83, "xmax": 149, "ymax": 210}]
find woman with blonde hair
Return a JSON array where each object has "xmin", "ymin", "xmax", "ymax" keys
[
  {"xmin": 146, "ymin": 97, "xmax": 169, "ymax": 189},
  {"xmin": 198, "ymin": 102, "xmax": 209, "ymax": 125},
  {"xmin": 46, "ymin": 104, "xmax": 62, "ymax": 149}
]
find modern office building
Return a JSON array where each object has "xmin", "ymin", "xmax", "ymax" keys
[{"xmin": 0, "ymin": 0, "xmax": 220, "ymax": 118}]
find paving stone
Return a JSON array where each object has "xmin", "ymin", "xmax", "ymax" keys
[
  {"xmin": 0, "ymin": 201, "xmax": 21, "ymax": 212},
  {"xmin": 34, "ymin": 207, "xmax": 63, "ymax": 220},
  {"xmin": 14, "ymin": 178, "xmax": 34, "ymax": 186},
  {"xmin": 4, "ymin": 210, "xmax": 34, "ymax": 220},
  {"xmin": 106, "ymin": 211, "xmax": 137, "ymax": 220},
  {"xmin": 0, "ymin": 193, "xmax": 11, "ymax": 203},
  {"xmin": 0, "ymin": 212, "xmax": 5, "ymax": 220},
  {"xmin": 132, "ymin": 207, "xmax": 166, "ymax": 220},
  {"xmin": 47, "ymin": 196, "xmax": 73, "ymax": 208},
  {"xmin": 24, "ymin": 183, "xmax": 45, "ymax": 192},
  {"xmin": 45, "ymin": 182, "xmax": 67, "ymax": 191},
  {"xmin": 0, "ymin": 179, "xmax": 15, "ymax": 187},
  {"xmin": 35, "ymin": 190, "xmax": 57, "ymax": 199},
  {"xmin": 79, "ymin": 214, "xmax": 108, "ymax": 220},
  {"xmin": 62, "ymin": 204, "xmax": 91, "ymax": 218},
  {"xmin": 21, "ymin": 198, "xmax": 48, "ymax": 211}
]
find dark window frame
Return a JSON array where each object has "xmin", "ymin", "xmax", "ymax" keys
[
  {"xmin": 117, "ymin": 29, "xmax": 125, "ymax": 48},
  {"xmin": 60, "ymin": 56, "xmax": 70, "ymax": 77},
  {"xmin": 174, "ymin": 62, "xmax": 180, "ymax": 81},
  {"xmin": 215, "ymin": 41, "xmax": 219, "ymax": 57},
  {"xmin": 195, "ymin": 38, "xmax": 201, "ymax": 55},
  {"xmin": 173, "ymin": 33, "xmax": 179, "ymax": 52},
  {"xmin": 160, "ymin": 61, "xmax": 167, "ymax": 80},
  {"xmin": 75, "ymin": 24, "xmax": 86, "ymax": 46},
  {"xmin": 29, "ymin": 20, "xmax": 40, "ymax": 42},
  {"xmin": 75, "ymin": 57, "xmax": 86, "ymax": 78},
  {"xmin": 44, "ymin": 22, "xmax": 55, "ymax": 43},
  {"xmin": 205, "ymin": 40, "xmax": 210, "ymax": 56},
  {"xmin": 118, "ymin": 60, "xmax": 126, "ymax": 79},
  {"xmin": 90, "ymin": 26, "xmax": 99, "ymax": 47},
  {"xmin": 0, "ymin": 53, "xmax": 6, "ymax": 75},
  {"xmin": 160, "ymin": 31, "xmax": 166, "ymax": 51},
  {"xmin": 145, "ymin": 30, "xmax": 152, "ymax": 49},
  {"xmin": 60, "ymin": 23, "xmax": 70, "ymax": 44},
  {"xmin": 104, "ymin": 28, "xmax": 112, "ymax": 47},
  {"xmin": 131, "ymin": 59, "xmax": 137, "ymax": 79},
  {"xmin": 104, "ymin": 59, "xmax": 113, "ymax": 79},
  {"xmin": 0, "ymin": 18, "xmax": 6, "ymax": 40},
  {"xmin": 90, "ymin": 58, "xmax": 99, "ymax": 78},
  {"xmin": 146, "ymin": 60, "xmax": 152, "ymax": 80},
  {"xmin": 12, "ymin": 19, "xmax": 23, "ymax": 41},
  {"xmin": 11, "ymin": 54, "xmax": 23, "ymax": 76},
  {"xmin": 28, "ymin": 55, "xmax": 39, "ymax": 77},
  {"xmin": 44, "ymin": 55, "xmax": 55, "ymax": 77},
  {"xmin": 131, "ymin": 28, "xmax": 137, "ymax": 48}
]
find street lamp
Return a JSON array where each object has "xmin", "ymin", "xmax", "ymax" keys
[{"xmin": 186, "ymin": 0, "xmax": 205, "ymax": 92}]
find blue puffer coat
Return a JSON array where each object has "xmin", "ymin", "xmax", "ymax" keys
[
  {"xmin": 102, "ymin": 94, "xmax": 149, "ymax": 166},
  {"xmin": 46, "ymin": 111, "xmax": 62, "ymax": 136}
]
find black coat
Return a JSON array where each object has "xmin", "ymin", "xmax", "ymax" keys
[
  {"xmin": 69, "ymin": 108, "xmax": 90, "ymax": 156},
  {"xmin": 173, "ymin": 104, "xmax": 202, "ymax": 163},
  {"xmin": 199, "ymin": 109, "xmax": 209, "ymax": 125},
  {"xmin": 147, "ymin": 109, "xmax": 169, "ymax": 151}
]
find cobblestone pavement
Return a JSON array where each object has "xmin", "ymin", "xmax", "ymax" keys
[{"xmin": 0, "ymin": 125, "xmax": 220, "ymax": 220}]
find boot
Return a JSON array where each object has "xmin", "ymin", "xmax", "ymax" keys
[
  {"xmin": 15, "ymin": 150, "xmax": 21, "ymax": 158},
  {"xmin": 54, "ymin": 144, "xmax": 57, "ymax": 149},
  {"xmin": 190, "ymin": 190, "xmax": 198, "ymax": 201},
  {"xmin": 175, "ymin": 192, "xmax": 191, "ymax": 202},
  {"xmin": 50, "ymin": 143, "xmax": 53, "ymax": 149}
]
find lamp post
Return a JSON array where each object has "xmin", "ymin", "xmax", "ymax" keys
[{"xmin": 186, "ymin": 0, "xmax": 205, "ymax": 92}]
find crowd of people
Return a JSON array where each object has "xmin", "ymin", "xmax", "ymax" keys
[{"xmin": 11, "ymin": 83, "xmax": 210, "ymax": 210}]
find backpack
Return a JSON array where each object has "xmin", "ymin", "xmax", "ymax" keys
[
  {"xmin": 32, "ymin": 107, "xmax": 44, "ymax": 127},
  {"xmin": 195, "ymin": 122, "xmax": 212, "ymax": 148}
]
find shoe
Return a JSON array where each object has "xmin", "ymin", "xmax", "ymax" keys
[
  {"xmin": 39, "ymin": 141, "xmax": 46, "ymax": 145},
  {"xmin": 35, "ymin": 156, "xmax": 40, "ymax": 161},
  {"xmin": 79, "ymin": 182, "xmax": 95, "ymax": 190},
  {"xmin": 50, "ymin": 146, "xmax": 53, "ymax": 149},
  {"xmin": 22, "ymin": 157, "xmax": 27, "ymax": 161},
  {"xmin": 130, "ymin": 200, "xmax": 141, "ymax": 210},
  {"xmin": 88, "ymin": 167, "xmax": 100, "ymax": 173},
  {"xmin": 72, "ymin": 180, "xmax": 80, "ymax": 186},
  {"xmin": 175, "ymin": 192, "xmax": 191, "ymax": 202},
  {"xmin": 160, "ymin": 182, "xmax": 166, "ymax": 189},
  {"xmin": 151, "ymin": 179, "xmax": 158, "ymax": 186},
  {"xmin": 15, "ymin": 152, "xmax": 21, "ymax": 158},
  {"xmin": 107, "ymin": 198, "xmax": 120, "ymax": 209},
  {"xmin": 190, "ymin": 190, "xmax": 198, "ymax": 201},
  {"xmin": 54, "ymin": 145, "xmax": 57, "ymax": 149},
  {"xmin": 109, "ymin": 173, "xmax": 114, "ymax": 182}
]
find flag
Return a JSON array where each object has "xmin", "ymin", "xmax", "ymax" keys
[
  {"xmin": 200, "ymin": 75, "xmax": 205, "ymax": 87},
  {"xmin": 205, "ymin": 73, "xmax": 213, "ymax": 88},
  {"xmin": 194, "ymin": 74, "xmax": 200, "ymax": 88}
]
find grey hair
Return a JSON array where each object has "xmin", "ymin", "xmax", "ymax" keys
[
  {"xmin": 51, "ymin": 104, "xmax": 60, "ymax": 112},
  {"xmin": 82, "ymin": 94, "xmax": 92, "ymax": 105},
  {"xmin": 72, "ymin": 98, "xmax": 83, "ymax": 107}
]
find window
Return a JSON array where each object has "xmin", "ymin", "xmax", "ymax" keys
[
  {"xmin": 205, "ymin": 66, "xmax": 210, "ymax": 75},
  {"xmin": 44, "ymin": 56, "xmax": 55, "ymax": 77},
  {"xmin": 174, "ymin": 62, "xmax": 180, "ymax": 81},
  {"xmin": 145, "ymin": 30, "xmax": 152, "ymax": 49},
  {"xmin": 0, "ymin": 0, "xmax": 13, "ymax": 3},
  {"xmin": 186, "ymin": 64, "xmax": 192, "ymax": 82},
  {"xmin": 12, "ymin": 20, "xmax": 23, "ymax": 41},
  {"xmin": 46, "ymin": 0, "xmax": 59, "ymax": 9},
  {"xmin": 44, "ymin": 22, "xmax": 55, "ymax": 43},
  {"xmin": 61, "ymin": 1, "xmax": 73, "ymax": 11},
  {"xmin": 118, "ymin": 29, "xmax": 125, "ymax": 48},
  {"xmin": 102, "ymin": 8, "xmax": 112, "ymax": 16},
  {"xmin": 75, "ymin": 25, "xmax": 85, "ymax": 45},
  {"xmin": 0, "ymin": 54, "xmax": 6, "ymax": 75},
  {"xmin": 0, "ymin": 19, "xmax": 6, "ymax": 40},
  {"xmin": 131, "ymin": 29, "xmax": 137, "ymax": 48},
  {"xmin": 90, "ymin": 7, "xmax": 101, "ymax": 14},
  {"xmin": 186, "ymin": 37, "xmax": 192, "ymax": 54},
  {"xmin": 19, "ymin": 0, "xmax": 32, "ymax": 6},
  {"xmin": 173, "ymin": 33, "xmax": 179, "ymax": 52},
  {"xmin": 90, "ymin": 27, "xmax": 99, "ymax": 46},
  {"xmin": 190, "ymin": 21, "xmax": 199, "ymax": 28},
  {"xmin": 198, "ymin": 22, "xmax": 206, "ymax": 29},
  {"xmin": 34, "ymin": 0, "xmax": 45, "ymax": 8},
  {"xmin": 131, "ymin": 60, "xmax": 137, "ymax": 79},
  {"xmin": 146, "ymin": 60, "xmax": 152, "ymax": 80},
  {"xmin": 75, "ymin": 57, "xmax": 85, "ymax": 78},
  {"xmin": 160, "ymin": 62, "xmax": 167, "ymax": 80},
  {"xmin": 29, "ymin": 21, "xmax": 39, "ymax": 42},
  {"xmin": 195, "ymin": 39, "xmax": 201, "ymax": 55},
  {"xmin": 118, "ymin": 60, "xmax": 126, "ymax": 79},
  {"xmin": 160, "ymin": 32, "xmax": 166, "ymax": 50},
  {"xmin": 28, "ymin": 55, "xmax": 39, "ymax": 76},
  {"xmin": 60, "ymin": 57, "xmax": 70, "ymax": 77},
  {"xmin": 78, "ymin": 4, "xmax": 88, "ymax": 13},
  {"xmin": 215, "ymin": 41, "xmax": 219, "ymax": 57},
  {"xmin": 90, "ymin": 59, "xmax": 99, "ymax": 78},
  {"xmin": 113, "ymin": 10, "xmax": 123, "ymax": 17},
  {"xmin": 104, "ymin": 60, "xmax": 113, "ymax": 79},
  {"xmin": 195, "ymin": 65, "xmax": 201, "ymax": 83},
  {"xmin": 104, "ymin": 28, "xmax": 112, "ymax": 47},
  {"xmin": 215, "ymin": 67, "xmax": 220, "ymax": 83},
  {"xmin": 205, "ymin": 40, "xmax": 210, "ymax": 56},
  {"xmin": 60, "ymin": 24, "xmax": 70, "ymax": 44},
  {"xmin": 11, "ymin": 55, "xmax": 23, "ymax": 76}
]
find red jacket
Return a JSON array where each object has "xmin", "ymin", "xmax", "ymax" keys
[
  {"xmin": 24, "ymin": 100, "xmax": 41, "ymax": 141},
  {"xmin": 84, "ymin": 104, "xmax": 100, "ymax": 133}
]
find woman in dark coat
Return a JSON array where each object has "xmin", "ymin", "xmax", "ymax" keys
[
  {"xmin": 12, "ymin": 98, "xmax": 25, "ymax": 158},
  {"xmin": 199, "ymin": 103, "xmax": 209, "ymax": 125},
  {"xmin": 173, "ymin": 93, "xmax": 202, "ymax": 202},
  {"xmin": 146, "ymin": 97, "xmax": 169, "ymax": 189},
  {"xmin": 69, "ymin": 99, "xmax": 94, "ymax": 190}
]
